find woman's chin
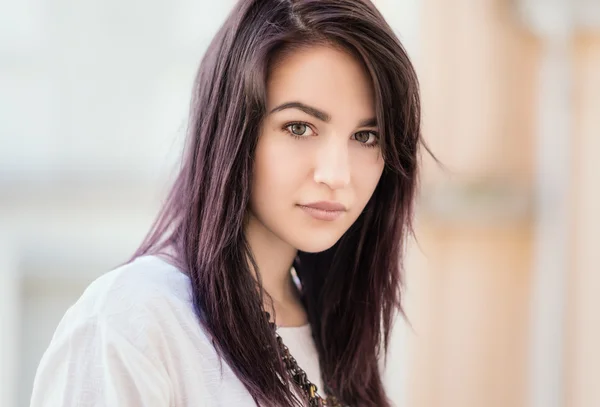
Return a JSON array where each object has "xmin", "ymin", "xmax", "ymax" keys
[{"xmin": 292, "ymin": 234, "xmax": 342, "ymax": 254}]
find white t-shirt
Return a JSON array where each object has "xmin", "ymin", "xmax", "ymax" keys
[{"xmin": 30, "ymin": 255, "xmax": 324, "ymax": 406}]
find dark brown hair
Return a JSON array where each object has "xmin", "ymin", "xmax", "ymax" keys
[{"xmin": 132, "ymin": 0, "xmax": 422, "ymax": 405}]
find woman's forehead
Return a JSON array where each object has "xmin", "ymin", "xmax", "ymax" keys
[{"xmin": 265, "ymin": 45, "xmax": 376, "ymax": 121}]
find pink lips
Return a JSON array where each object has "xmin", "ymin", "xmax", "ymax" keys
[{"xmin": 298, "ymin": 201, "xmax": 347, "ymax": 221}]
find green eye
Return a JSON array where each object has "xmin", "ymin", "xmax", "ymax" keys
[
  {"xmin": 355, "ymin": 131, "xmax": 371, "ymax": 143},
  {"xmin": 284, "ymin": 122, "xmax": 315, "ymax": 137},
  {"xmin": 354, "ymin": 131, "xmax": 379, "ymax": 147},
  {"xmin": 290, "ymin": 123, "xmax": 308, "ymax": 135}
]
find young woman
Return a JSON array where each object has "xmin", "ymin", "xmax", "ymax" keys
[{"xmin": 30, "ymin": 0, "xmax": 422, "ymax": 405}]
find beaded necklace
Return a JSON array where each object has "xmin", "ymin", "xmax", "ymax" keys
[
  {"xmin": 265, "ymin": 311, "xmax": 344, "ymax": 407},
  {"xmin": 264, "ymin": 266, "xmax": 346, "ymax": 406}
]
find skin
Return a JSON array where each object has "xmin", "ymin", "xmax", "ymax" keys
[{"xmin": 246, "ymin": 45, "xmax": 385, "ymax": 327}]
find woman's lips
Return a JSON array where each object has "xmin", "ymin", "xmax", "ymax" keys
[{"xmin": 297, "ymin": 202, "xmax": 346, "ymax": 221}]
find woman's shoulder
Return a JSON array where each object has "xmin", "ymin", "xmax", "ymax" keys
[
  {"xmin": 51, "ymin": 254, "xmax": 201, "ymax": 351},
  {"xmin": 70, "ymin": 255, "xmax": 193, "ymax": 319},
  {"xmin": 44, "ymin": 254, "xmax": 213, "ymax": 368},
  {"xmin": 30, "ymin": 256, "xmax": 219, "ymax": 406}
]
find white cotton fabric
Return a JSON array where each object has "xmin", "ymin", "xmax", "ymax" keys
[{"xmin": 30, "ymin": 255, "xmax": 323, "ymax": 406}]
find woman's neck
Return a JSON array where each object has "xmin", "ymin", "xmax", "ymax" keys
[{"xmin": 245, "ymin": 212, "xmax": 308, "ymax": 327}]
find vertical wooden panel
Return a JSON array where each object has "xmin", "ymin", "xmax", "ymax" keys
[
  {"xmin": 407, "ymin": 0, "xmax": 538, "ymax": 406},
  {"xmin": 566, "ymin": 33, "xmax": 600, "ymax": 407}
]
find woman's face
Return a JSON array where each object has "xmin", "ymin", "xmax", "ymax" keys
[{"xmin": 249, "ymin": 45, "xmax": 385, "ymax": 253}]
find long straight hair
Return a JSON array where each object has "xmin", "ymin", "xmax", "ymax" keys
[{"xmin": 131, "ymin": 0, "xmax": 422, "ymax": 405}]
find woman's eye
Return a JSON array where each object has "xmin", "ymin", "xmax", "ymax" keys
[
  {"xmin": 354, "ymin": 131, "xmax": 379, "ymax": 147},
  {"xmin": 285, "ymin": 123, "xmax": 314, "ymax": 137}
]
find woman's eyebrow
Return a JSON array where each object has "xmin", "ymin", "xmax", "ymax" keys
[
  {"xmin": 269, "ymin": 101, "xmax": 331, "ymax": 122},
  {"xmin": 358, "ymin": 117, "xmax": 377, "ymax": 127},
  {"xmin": 269, "ymin": 101, "xmax": 377, "ymax": 128}
]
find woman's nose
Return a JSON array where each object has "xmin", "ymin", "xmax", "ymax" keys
[{"xmin": 313, "ymin": 137, "xmax": 351, "ymax": 190}]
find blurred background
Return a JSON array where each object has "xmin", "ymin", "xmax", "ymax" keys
[{"xmin": 1, "ymin": 0, "xmax": 598, "ymax": 406}]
